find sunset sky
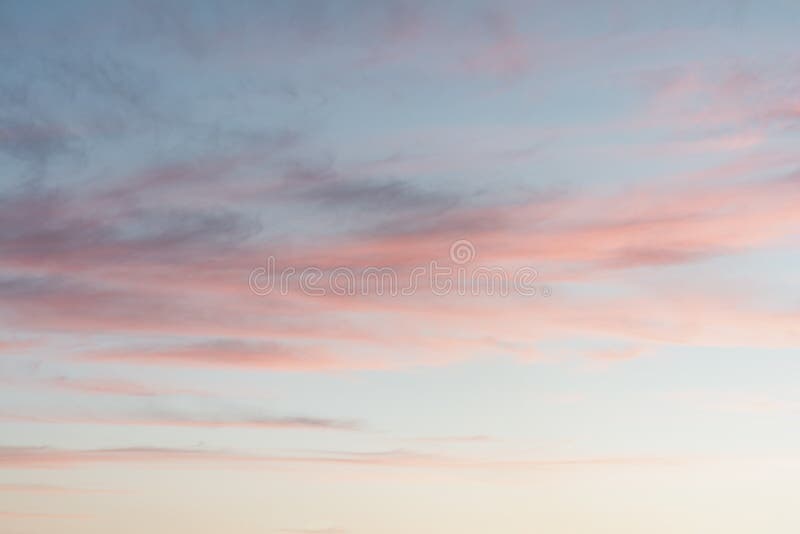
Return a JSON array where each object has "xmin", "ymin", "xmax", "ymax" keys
[{"xmin": 1, "ymin": 1, "xmax": 800, "ymax": 532}]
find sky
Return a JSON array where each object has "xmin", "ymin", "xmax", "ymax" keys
[{"xmin": 1, "ymin": 1, "xmax": 800, "ymax": 532}]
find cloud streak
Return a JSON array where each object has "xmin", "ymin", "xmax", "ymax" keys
[
  {"xmin": 0, "ymin": 445, "xmax": 688, "ymax": 472},
  {"xmin": 1, "ymin": 411, "xmax": 364, "ymax": 432}
]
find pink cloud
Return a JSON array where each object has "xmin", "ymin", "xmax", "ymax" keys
[
  {"xmin": 0, "ymin": 445, "xmax": 686, "ymax": 472},
  {"xmin": 636, "ymin": 62, "xmax": 800, "ymax": 136},
  {"xmin": 0, "ymin": 411, "xmax": 363, "ymax": 432},
  {"xmin": 82, "ymin": 339, "xmax": 390, "ymax": 371},
  {"xmin": 46, "ymin": 377, "xmax": 210, "ymax": 397},
  {"xmin": 463, "ymin": 11, "xmax": 533, "ymax": 78},
  {"xmin": 0, "ymin": 446, "xmax": 241, "ymax": 469},
  {"xmin": 1, "ymin": 129, "xmax": 798, "ymax": 374},
  {"xmin": 0, "ymin": 338, "xmax": 38, "ymax": 353}
]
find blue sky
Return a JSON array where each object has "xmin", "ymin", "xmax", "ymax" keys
[{"xmin": 1, "ymin": 1, "xmax": 800, "ymax": 532}]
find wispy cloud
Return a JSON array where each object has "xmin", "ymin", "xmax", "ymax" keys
[
  {"xmin": 44, "ymin": 376, "xmax": 210, "ymax": 398},
  {"xmin": 1, "ymin": 409, "xmax": 364, "ymax": 432},
  {"xmin": 0, "ymin": 445, "xmax": 687, "ymax": 472},
  {"xmin": 83, "ymin": 339, "xmax": 347, "ymax": 371}
]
